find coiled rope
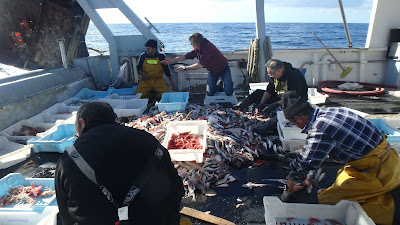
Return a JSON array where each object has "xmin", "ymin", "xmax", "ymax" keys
[{"xmin": 246, "ymin": 36, "xmax": 272, "ymax": 83}]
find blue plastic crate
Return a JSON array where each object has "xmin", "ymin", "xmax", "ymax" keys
[
  {"xmin": 368, "ymin": 118, "xmax": 400, "ymax": 142},
  {"xmin": 74, "ymin": 88, "xmax": 112, "ymax": 102},
  {"xmin": 0, "ymin": 173, "xmax": 56, "ymax": 212},
  {"xmin": 109, "ymin": 86, "xmax": 137, "ymax": 96},
  {"xmin": 155, "ymin": 92, "xmax": 189, "ymax": 112},
  {"xmin": 28, "ymin": 124, "xmax": 77, "ymax": 153}
]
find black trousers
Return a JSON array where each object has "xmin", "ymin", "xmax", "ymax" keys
[{"xmin": 242, "ymin": 89, "xmax": 279, "ymax": 106}]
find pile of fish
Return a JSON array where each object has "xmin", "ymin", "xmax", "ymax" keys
[
  {"xmin": 124, "ymin": 103, "xmax": 285, "ymax": 200},
  {"xmin": 0, "ymin": 183, "xmax": 55, "ymax": 207}
]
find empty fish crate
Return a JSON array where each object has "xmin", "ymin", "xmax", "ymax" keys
[
  {"xmin": 74, "ymin": 88, "xmax": 112, "ymax": 102},
  {"xmin": 156, "ymin": 92, "xmax": 189, "ymax": 112},
  {"xmin": 28, "ymin": 124, "xmax": 77, "ymax": 153},
  {"xmin": 114, "ymin": 99, "xmax": 148, "ymax": 117}
]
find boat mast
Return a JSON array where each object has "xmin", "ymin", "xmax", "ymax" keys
[{"xmin": 255, "ymin": 0, "xmax": 267, "ymax": 82}]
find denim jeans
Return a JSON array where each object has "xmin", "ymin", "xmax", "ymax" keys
[{"xmin": 206, "ymin": 65, "xmax": 234, "ymax": 96}]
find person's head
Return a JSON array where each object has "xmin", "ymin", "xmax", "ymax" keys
[
  {"xmin": 281, "ymin": 91, "xmax": 313, "ymax": 129},
  {"xmin": 145, "ymin": 39, "xmax": 158, "ymax": 54},
  {"xmin": 266, "ymin": 59, "xmax": 285, "ymax": 79},
  {"xmin": 189, "ymin": 33, "xmax": 205, "ymax": 50},
  {"xmin": 75, "ymin": 101, "xmax": 116, "ymax": 136}
]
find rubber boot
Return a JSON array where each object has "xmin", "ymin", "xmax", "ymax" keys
[{"xmin": 233, "ymin": 96, "xmax": 254, "ymax": 111}]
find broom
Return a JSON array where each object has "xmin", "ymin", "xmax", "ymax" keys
[{"xmin": 313, "ymin": 32, "xmax": 352, "ymax": 78}]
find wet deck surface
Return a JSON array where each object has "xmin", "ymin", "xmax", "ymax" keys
[{"xmin": 1, "ymin": 89, "xmax": 399, "ymax": 225}]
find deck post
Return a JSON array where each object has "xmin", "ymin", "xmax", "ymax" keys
[{"xmin": 255, "ymin": 0, "xmax": 266, "ymax": 82}]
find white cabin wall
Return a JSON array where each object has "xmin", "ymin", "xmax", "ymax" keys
[{"xmin": 366, "ymin": 0, "xmax": 400, "ymax": 48}]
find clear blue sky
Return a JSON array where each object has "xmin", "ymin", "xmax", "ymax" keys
[{"xmin": 97, "ymin": 0, "xmax": 373, "ymax": 23}]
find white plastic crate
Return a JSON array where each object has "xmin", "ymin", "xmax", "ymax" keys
[
  {"xmin": 114, "ymin": 99, "xmax": 148, "ymax": 117},
  {"xmin": 277, "ymin": 122, "xmax": 305, "ymax": 152},
  {"xmin": 156, "ymin": 92, "xmax": 189, "ymax": 113},
  {"xmin": 0, "ymin": 205, "xmax": 58, "ymax": 225},
  {"xmin": 28, "ymin": 112, "xmax": 70, "ymax": 124},
  {"xmin": 62, "ymin": 97, "xmax": 84, "ymax": 107},
  {"xmin": 162, "ymin": 120, "xmax": 207, "ymax": 163},
  {"xmin": 0, "ymin": 173, "xmax": 56, "ymax": 212},
  {"xmin": 203, "ymin": 91, "xmax": 238, "ymax": 105},
  {"xmin": 0, "ymin": 137, "xmax": 32, "ymax": 170},
  {"xmin": 264, "ymin": 196, "xmax": 374, "ymax": 225},
  {"xmin": 249, "ymin": 82, "xmax": 268, "ymax": 94},
  {"xmin": 277, "ymin": 111, "xmax": 307, "ymax": 140},
  {"xmin": 0, "ymin": 120, "xmax": 56, "ymax": 144},
  {"xmin": 308, "ymin": 88, "xmax": 328, "ymax": 105},
  {"xmin": 43, "ymin": 103, "xmax": 78, "ymax": 115},
  {"xmin": 97, "ymin": 98, "xmax": 124, "ymax": 109},
  {"xmin": 28, "ymin": 124, "xmax": 77, "ymax": 153}
]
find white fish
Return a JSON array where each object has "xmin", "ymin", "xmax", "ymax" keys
[{"xmin": 242, "ymin": 182, "xmax": 268, "ymax": 189}]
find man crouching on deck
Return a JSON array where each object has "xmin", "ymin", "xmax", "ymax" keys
[
  {"xmin": 55, "ymin": 101, "xmax": 184, "ymax": 225},
  {"xmin": 280, "ymin": 91, "xmax": 400, "ymax": 225}
]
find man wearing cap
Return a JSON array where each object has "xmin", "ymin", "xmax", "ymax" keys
[
  {"xmin": 236, "ymin": 59, "xmax": 308, "ymax": 136},
  {"xmin": 280, "ymin": 91, "xmax": 400, "ymax": 225},
  {"xmin": 161, "ymin": 32, "xmax": 234, "ymax": 96},
  {"xmin": 135, "ymin": 39, "xmax": 176, "ymax": 100}
]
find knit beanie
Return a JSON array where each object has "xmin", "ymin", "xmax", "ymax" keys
[
  {"xmin": 281, "ymin": 91, "xmax": 312, "ymax": 119},
  {"xmin": 145, "ymin": 39, "xmax": 157, "ymax": 49}
]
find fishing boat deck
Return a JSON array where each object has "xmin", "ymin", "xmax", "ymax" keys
[{"xmin": 1, "ymin": 88, "xmax": 399, "ymax": 225}]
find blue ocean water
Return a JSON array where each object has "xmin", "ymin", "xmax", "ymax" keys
[{"xmin": 85, "ymin": 23, "xmax": 369, "ymax": 55}]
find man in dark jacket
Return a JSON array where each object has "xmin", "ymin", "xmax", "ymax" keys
[
  {"xmin": 235, "ymin": 59, "xmax": 308, "ymax": 135},
  {"xmin": 55, "ymin": 101, "xmax": 184, "ymax": 225}
]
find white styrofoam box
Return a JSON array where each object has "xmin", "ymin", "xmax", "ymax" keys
[
  {"xmin": 308, "ymin": 88, "xmax": 328, "ymax": 105},
  {"xmin": 43, "ymin": 103, "xmax": 78, "ymax": 115},
  {"xmin": 114, "ymin": 99, "xmax": 148, "ymax": 117},
  {"xmin": 62, "ymin": 97, "xmax": 84, "ymax": 107},
  {"xmin": 156, "ymin": 92, "xmax": 189, "ymax": 113},
  {"xmin": 204, "ymin": 91, "xmax": 238, "ymax": 105},
  {"xmin": 277, "ymin": 122, "xmax": 305, "ymax": 152},
  {"xmin": 249, "ymin": 82, "xmax": 269, "ymax": 94},
  {"xmin": 0, "ymin": 205, "xmax": 59, "ymax": 225},
  {"xmin": 28, "ymin": 112, "xmax": 71, "ymax": 124},
  {"xmin": 0, "ymin": 173, "xmax": 56, "ymax": 212},
  {"xmin": 0, "ymin": 120, "xmax": 56, "ymax": 144},
  {"xmin": 264, "ymin": 196, "xmax": 374, "ymax": 225},
  {"xmin": 0, "ymin": 137, "xmax": 32, "ymax": 170},
  {"xmin": 277, "ymin": 111, "xmax": 307, "ymax": 140},
  {"xmin": 97, "ymin": 98, "xmax": 124, "ymax": 109},
  {"xmin": 162, "ymin": 120, "xmax": 207, "ymax": 163}
]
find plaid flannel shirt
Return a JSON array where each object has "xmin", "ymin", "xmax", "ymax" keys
[{"xmin": 288, "ymin": 107, "xmax": 383, "ymax": 182}]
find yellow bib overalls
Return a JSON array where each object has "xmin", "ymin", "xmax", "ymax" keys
[
  {"xmin": 135, "ymin": 57, "xmax": 169, "ymax": 99},
  {"xmin": 318, "ymin": 136, "xmax": 400, "ymax": 225}
]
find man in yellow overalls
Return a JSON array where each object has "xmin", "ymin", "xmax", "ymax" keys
[
  {"xmin": 135, "ymin": 39, "xmax": 175, "ymax": 100},
  {"xmin": 281, "ymin": 91, "xmax": 400, "ymax": 225}
]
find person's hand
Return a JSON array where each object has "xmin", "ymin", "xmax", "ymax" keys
[
  {"xmin": 174, "ymin": 66, "xmax": 186, "ymax": 72},
  {"xmin": 255, "ymin": 103, "xmax": 267, "ymax": 114},
  {"xmin": 286, "ymin": 179, "xmax": 306, "ymax": 193},
  {"xmin": 262, "ymin": 102, "xmax": 279, "ymax": 115},
  {"xmin": 161, "ymin": 59, "xmax": 172, "ymax": 65}
]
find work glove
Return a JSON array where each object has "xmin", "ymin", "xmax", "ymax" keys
[
  {"xmin": 255, "ymin": 103, "xmax": 267, "ymax": 113},
  {"xmin": 262, "ymin": 102, "xmax": 279, "ymax": 115}
]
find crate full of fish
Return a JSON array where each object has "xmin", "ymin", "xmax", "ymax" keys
[
  {"xmin": 156, "ymin": 92, "xmax": 189, "ymax": 113},
  {"xmin": 162, "ymin": 120, "xmax": 207, "ymax": 163},
  {"xmin": 74, "ymin": 88, "xmax": 112, "ymax": 102},
  {"xmin": 114, "ymin": 99, "xmax": 148, "ymax": 117},
  {"xmin": 0, "ymin": 173, "xmax": 56, "ymax": 212},
  {"xmin": 28, "ymin": 124, "xmax": 77, "ymax": 153},
  {"xmin": 0, "ymin": 120, "xmax": 56, "ymax": 144},
  {"xmin": 263, "ymin": 196, "xmax": 375, "ymax": 225}
]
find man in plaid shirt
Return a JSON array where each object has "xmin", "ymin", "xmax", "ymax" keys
[{"xmin": 281, "ymin": 91, "xmax": 400, "ymax": 225}]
